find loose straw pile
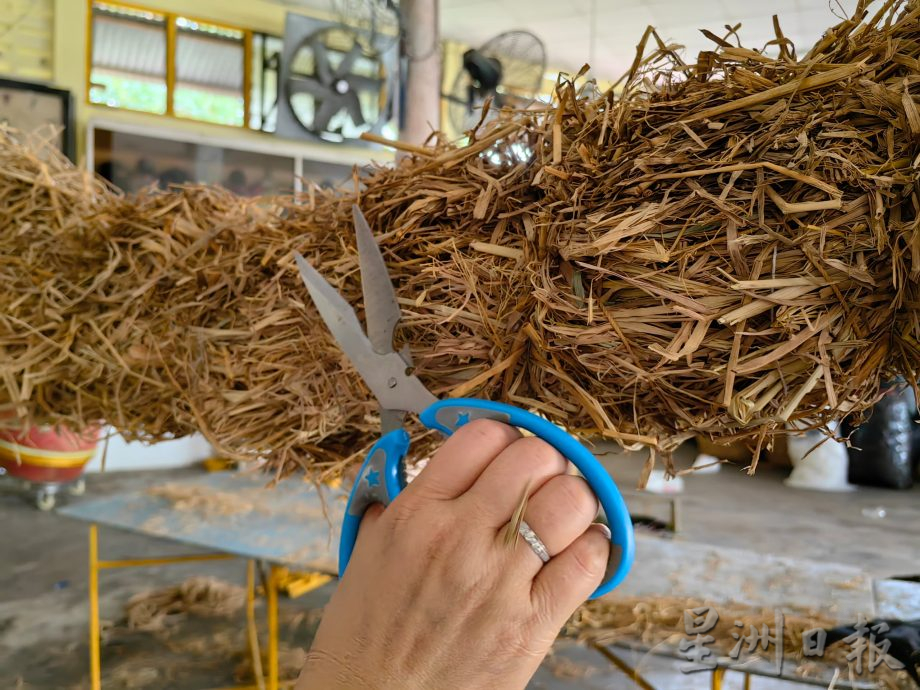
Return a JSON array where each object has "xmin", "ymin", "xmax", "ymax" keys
[
  {"xmin": 125, "ymin": 577, "xmax": 246, "ymax": 633},
  {"xmin": 567, "ymin": 596, "xmax": 914, "ymax": 688},
  {"xmin": 1, "ymin": 0, "xmax": 919, "ymax": 477}
]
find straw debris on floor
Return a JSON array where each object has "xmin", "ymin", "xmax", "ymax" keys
[
  {"xmin": 124, "ymin": 577, "xmax": 246, "ymax": 633},
  {"xmin": 1, "ymin": 0, "xmax": 919, "ymax": 479},
  {"xmin": 568, "ymin": 596, "xmax": 916, "ymax": 688}
]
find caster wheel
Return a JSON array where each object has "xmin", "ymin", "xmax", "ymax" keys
[
  {"xmin": 69, "ymin": 479, "xmax": 86, "ymax": 496},
  {"xmin": 35, "ymin": 491, "xmax": 56, "ymax": 511}
]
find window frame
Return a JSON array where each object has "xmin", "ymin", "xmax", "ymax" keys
[{"xmin": 86, "ymin": 0, "xmax": 253, "ymax": 129}]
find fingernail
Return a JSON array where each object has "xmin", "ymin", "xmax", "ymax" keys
[{"xmin": 595, "ymin": 522, "xmax": 612, "ymax": 540}]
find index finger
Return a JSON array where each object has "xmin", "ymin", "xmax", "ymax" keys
[{"xmin": 406, "ymin": 419, "xmax": 521, "ymax": 501}]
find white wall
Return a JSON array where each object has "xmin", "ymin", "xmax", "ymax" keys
[{"xmin": 85, "ymin": 429, "xmax": 213, "ymax": 472}]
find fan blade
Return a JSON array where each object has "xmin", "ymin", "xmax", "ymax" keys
[
  {"xmin": 336, "ymin": 43, "xmax": 363, "ymax": 79},
  {"xmin": 311, "ymin": 35, "xmax": 333, "ymax": 85},
  {"xmin": 344, "ymin": 74, "xmax": 382, "ymax": 94},
  {"xmin": 312, "ymin": 97, "xmax": 342, "ymax": 133},
  {"xmin": 288, "ymin": 76, "xmax": 332, "ymax": 99},
  {"xmin": 343, "ymin": 90, "xmax": 365, "ymax": 127}
]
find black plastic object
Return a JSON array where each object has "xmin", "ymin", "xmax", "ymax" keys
[
  {"xmin": 823, "ymin": 619, "xmax": 920, "ymax": 685},
  {"xmin": 914, "ymin": 404, "xmax": 920, "ymax": 479},
  {"xmin": 847, "ymin": 382, "xmax": 917, "ymax": 490}
]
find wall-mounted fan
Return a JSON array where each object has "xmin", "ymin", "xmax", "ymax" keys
[
  {"xmin": 444, "ymin": 30, "xmax": 546, "ymax": 137},
  {"xmin": 275, "ymin": 13, "xmax": 398, "ymax": 144}
]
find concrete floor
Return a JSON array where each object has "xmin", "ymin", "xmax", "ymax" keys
[{"xmin": 1, "ymin": 449, "xmax": 918, "ymax": 689}]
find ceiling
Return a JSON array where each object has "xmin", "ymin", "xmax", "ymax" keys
[{"xmin": 274, "ymin": 0, "xmax": 866, "ymax": 81}]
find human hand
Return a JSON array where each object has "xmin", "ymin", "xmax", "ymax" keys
[{"xmin": 297, "ymin": 419, "xmax": 610, "ymax": 690}]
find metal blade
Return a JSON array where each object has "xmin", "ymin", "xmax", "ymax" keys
[
  {"xmin": 343, "ymin": 90, "xmax": 366, "ymax": 127},
  {"xmin": 344, "ymin": 74, "xmax": 382, "ymax": 94},
  {"xmin": 311, "ymin": 35, "xmax": 333, "ymax": 85},
  {"xmin": 294, "ymin": 252, "xmax": 369, "ymax": 359},
  {"xmin": 336, "ymin": 43, "xmax": 362, "ymax": 80},
  {"xmin": 294, "ymin": 253, "xmax": 437, "ymax": 415},
  {"xmin": 312, "ymin": 97, "xmax": 341, "ymax": 133},
  {"xmin": 287, "ymin": 76, "xmax": 331, "ymax": 99},
  {"xmin": 353, "ymin": 205, "xmax": 400, "ymax": 357}
]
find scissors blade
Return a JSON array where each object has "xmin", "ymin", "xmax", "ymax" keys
[
  {"xmin": 353, "ymin": 205, "xmax": 403, "ymax": 359},
  {"xmin": 294, "ymin": 252, "xmax": 437, "ymax": 415}
]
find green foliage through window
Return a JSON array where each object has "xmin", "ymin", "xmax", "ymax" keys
[
  {"xmin": 89, "ymin": 72, "xmax": 167, "ymax": 114},
  {"xmin": 174, "ymin": 87, "xmax": 244, "ymax": 127}
]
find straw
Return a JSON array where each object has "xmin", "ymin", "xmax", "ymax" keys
[{"xmin": 1, "ymin": 0, "xmax": 919, "ymax": 479}]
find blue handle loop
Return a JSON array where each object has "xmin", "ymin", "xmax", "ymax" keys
[
  {"xmin": 422, "ymin": 399, "xmax": 634, "ymax": 597},
  {"xmin": 338, "ymin": 428, "xmax": 409, "ymax": 574},
  {"xmin": 338, "ymin": 399, "xmax": 635, "ymax": 598}
]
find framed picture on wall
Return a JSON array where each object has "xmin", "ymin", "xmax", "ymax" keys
[{"xmin": 0, "ymin": 78, "xmax": 74, "ymax": 161}]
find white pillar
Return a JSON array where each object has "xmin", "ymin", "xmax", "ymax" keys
[{"xmin": 400, "ymin": 0, "xmax": 441, "ymax": 145}]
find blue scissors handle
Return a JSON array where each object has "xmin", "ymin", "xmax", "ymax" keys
[
  {"xmin": 338, "ymin": 399, "xmax": 635, "ymax": 599},
  {"xmin": 338, "ymin": 428, "xmax": 410, "ymax": 572}
]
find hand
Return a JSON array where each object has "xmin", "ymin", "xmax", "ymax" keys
[{"xmin": 297, "ymin": 419, "xmax": 610, "ymax": 690}]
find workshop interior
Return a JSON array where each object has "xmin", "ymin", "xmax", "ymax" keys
[{"xmin": 1, "ymin": 0, "xmax": 919, "ymax": 688}]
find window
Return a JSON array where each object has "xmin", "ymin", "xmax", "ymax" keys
[
  {"xmin": 88, "ymin": 1, "xmax": 250, "ymax": 127},
  {"xmin": 86, "ymin": 1, "xmax": 395, "ymax": 137},
  {"xmin": 250, "ymin": 32, "xmax": 284, "ymax": 132},
  {"xmin": 91, "ymin": 123, "xmax": 356, "ymax": 197},
  {"xmin": 89, "ymin": 3, "xmax": 168, "ymax": 114},
  {"xmin": 92, "ymin": 126, "xmax": 298, "ymax": 195},
  {"xmin": 174, "ymin": 18, "xmax": 245, "ymax": 126}
]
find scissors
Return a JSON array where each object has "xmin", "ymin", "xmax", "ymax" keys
[{"xmin": 294, "ymin": 206, "xmax": 635, "ymax": 598}]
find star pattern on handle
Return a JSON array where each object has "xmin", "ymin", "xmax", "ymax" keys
[
  {"xmin": 455, "ymin": 411, "xmax": 470, "ymax": 427},
  {"xmin": 366, "ymin": 469, "xmax": 381, "ymax": 487}
]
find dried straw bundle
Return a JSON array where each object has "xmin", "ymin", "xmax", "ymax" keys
[
  {"xmin": 0, "ymin": 131, "xmax": 535, "ymax": 473},
  {"xmin": 533, "ymin": 0, "xmax": 920, "ymax": 466},
  {"xmin": 2, "ymin": 0, "xmax": 920, "ymax": 476}
]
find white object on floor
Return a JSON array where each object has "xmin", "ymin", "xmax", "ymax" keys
[
  {"xmin": 784, "ymin": 421, "xmax": 854, "ymax": 492},
  {"xmin": 85, "ymin": 428, "xmax": 214, "ymax": 472},
  {"xmin": 643, "ymin": 468, "xmax": 685, "ymax": 494},
  {"xmin": 690, "ymin": 453, "xmax": 722, "ymax": 474}
]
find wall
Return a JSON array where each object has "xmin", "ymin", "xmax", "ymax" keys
[{"xmin": 0, "ymin": 0, "xmax": 55, "ymax": 81}]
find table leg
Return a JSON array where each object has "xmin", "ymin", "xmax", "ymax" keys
[
  {"xmin": 89, "ymin": 524, "xmax": 101, "ymax": 690},
  {"xmin": 246, "ymin": 560, "xmax": 266, "ymax": 690},
  {"xmin": 669, "ymin": 497, "xmax": 680, "ymax": 532},
  {"xmin": 590, "ymin": 643, "xmax": 658, "ymax": 690},
  {"xmin": 711, "ymin": 667, "xmax": 725, "ymax": 690},
  {"xmin": 267, "ymin": 564, "xmax": 279, "ymax": 690}
]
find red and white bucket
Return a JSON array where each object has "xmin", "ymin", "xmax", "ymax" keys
[{"xmin": 0, "ymin": 424, "xmax": 100, "ymax": 484}]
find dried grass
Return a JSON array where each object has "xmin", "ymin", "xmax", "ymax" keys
[
  {"xmin": 2, "ymin": 0, "xmax": 920, "ymax": 477},
  {"xmin": 124, "ymin": 577, "xmax": 245, "ymax": 632},
  {"xmin": 568, "ymin": 596, "xmax": 915, "ymax": 688}
]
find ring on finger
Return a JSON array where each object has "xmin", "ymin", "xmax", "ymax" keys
[{"xmin": 517, "ymin": 520, "xmax": 550, "ymax": 563}]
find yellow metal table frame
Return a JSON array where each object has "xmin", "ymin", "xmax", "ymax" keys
[
  {"xmin": 88, "ymin": 524, "xmax": 325, "ymax": 690},
  {"xmin": 592, "ymin": 643, "xmax": 753, "ymax": 690}
]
